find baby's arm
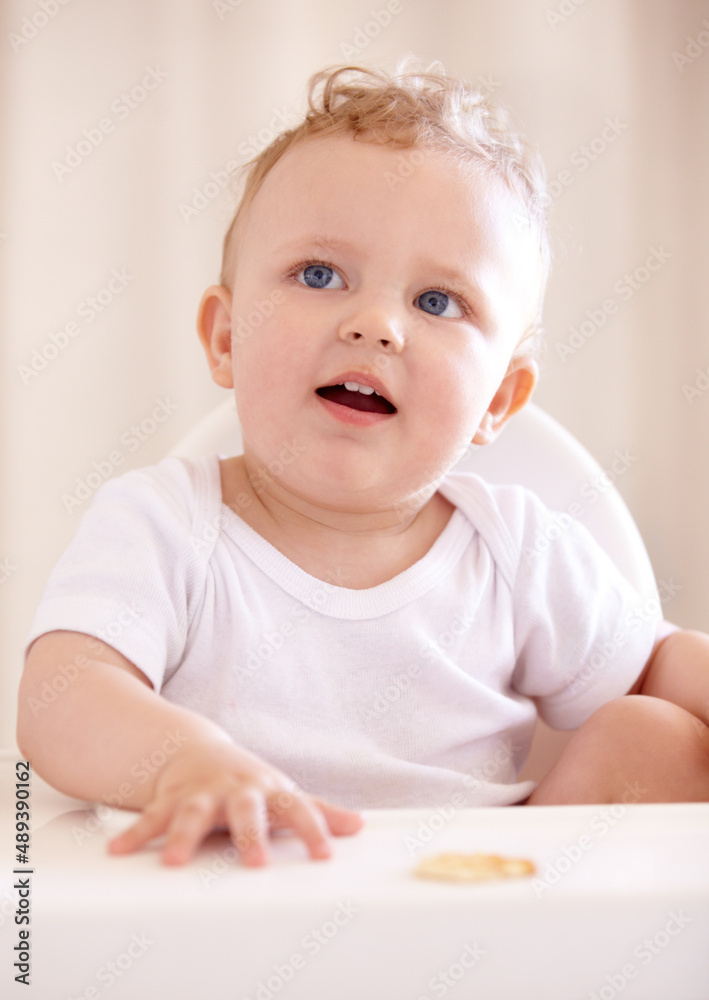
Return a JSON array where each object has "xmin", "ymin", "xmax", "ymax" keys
[
  {"xmin": 628, "ymin": 627, "xmax": 709, "ymax": 726},
  {"xmin": 17, "ymin": 630, "xmax": 363, "ymax": 866},
  {"xmin": 529, "ymin": 627, "xmax": 709, "ymax": 805}
]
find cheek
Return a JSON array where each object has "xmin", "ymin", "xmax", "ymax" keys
[
  {"xmin": 417, "ymin": 345, "xmax": 508, "ymax": 458},
  {"xmin": 422, "ymin": 355, "xmax": 483, "ymax": 430},
  {"xmin": 231, "ymin": 312, "xmax": 310, "ymax": 420}
]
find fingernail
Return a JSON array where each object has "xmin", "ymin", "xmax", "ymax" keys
[
  {"xmin": 244, "ymin": 850, "xmax": 266, "ymax": 866},
  {"xmin": 243, "ymin": 841, "xmax": 264, "ymax": 859}
]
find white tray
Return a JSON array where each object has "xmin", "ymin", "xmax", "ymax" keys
[{"xmin": 1, "ymin": 757, "xmax": 708, "ymax": 999}]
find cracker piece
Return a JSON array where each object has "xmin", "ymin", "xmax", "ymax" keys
[{"xmin": 414, "ymin": 852, "xmax": 536, "ymax": 882}]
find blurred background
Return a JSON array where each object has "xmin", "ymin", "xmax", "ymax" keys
[{"xmin": 2, "ymin": 0, "xmax": 708, "ymax": 748}]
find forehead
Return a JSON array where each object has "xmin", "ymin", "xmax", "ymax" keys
[
  {"xmin": 235, "ymin": 136, "xmax": 542, "ymax": 315},
  {"xmin": 245, "ymin": 137, "xmax": 512, "ymax": 243}
]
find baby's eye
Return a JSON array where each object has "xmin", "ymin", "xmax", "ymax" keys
[
  {"xmin": 295, "ymin": 263, "xmax": 345, "ymax": 290},
  {"xmin": 416, "ymin": 290, "xmax": 464, "ymax": 318}
]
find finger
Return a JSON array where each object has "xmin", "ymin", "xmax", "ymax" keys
[
  {"xmin": 108, "ymin": 800, "xmax": 173, "ymax": 855},
  {"xmin": 161, "ymin": 794, "xmax": 218, "ymax": 866},
  {"xmin": 224, "ymin": 788, "xmax": 270, "ymax": 866},
  {"xmin": 269, "ymin": 792, "xmax": 334, "ymax": 860},
  {"xmin": 311, "ymin": 798, "xmax": 366, "ymax": 837}
]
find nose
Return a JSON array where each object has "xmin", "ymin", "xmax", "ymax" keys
[{"xmin": 336, "ymin": 300, "xmax": 406, "ymax": 352}]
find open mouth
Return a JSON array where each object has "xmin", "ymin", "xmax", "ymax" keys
[{"xmin": 316, "ymin": 384, "xmax": 397, "ymax": 414}]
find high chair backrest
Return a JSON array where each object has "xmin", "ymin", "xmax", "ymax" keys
[{"xmin": 169, "ymin": 397, "xmax": 659, "ymax": 783}]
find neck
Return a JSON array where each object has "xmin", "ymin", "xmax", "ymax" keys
[
  {"xmin": 239, "ymin": 450, "xmax": 438, "ymax": 540},
  {"xmin": 221, "ymin": 451, "xmax": 455, "ymax": 590}
]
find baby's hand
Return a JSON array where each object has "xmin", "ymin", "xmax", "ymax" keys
[{"xmin": 107, "ymin": 738, "xmax": 365, "ymax": 866}]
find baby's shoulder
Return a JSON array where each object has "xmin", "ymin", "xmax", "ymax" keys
[
  {"xmin": 440, "ymin": 469, "xmax": 593, "ymax": 587},
  {"xmin": 441, "ymin": 470, "xmax": 547, "ymax": 540},
  {"xmin": 84, "ymin": 453, "xmax": 223, "ymax": 553}
]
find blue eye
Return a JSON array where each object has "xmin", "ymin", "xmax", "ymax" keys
[
  {"xmin": 417, "ymin": 290, "xmax": 463, "ymax": 318},
  {"xmin": 296, "ymin": 263, "xmax": 345, "ymax": 290}
]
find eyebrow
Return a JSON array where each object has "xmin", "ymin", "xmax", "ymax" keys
[
  {"xmin": 415, "ymin": 259, "xmax": 486, "ymax": 294},
  {"xmin": 274, "ymin": 236, "xmax": 358, "ymax": 256}
]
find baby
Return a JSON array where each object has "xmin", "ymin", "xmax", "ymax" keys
[{"xmin": 18, "ymin": 60, "xmax": 709, "ymax": 868}]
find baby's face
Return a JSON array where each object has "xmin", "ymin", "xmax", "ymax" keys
[{"xmin": 204, "ymin": 136, "xmax": 542, "ymax": 511}]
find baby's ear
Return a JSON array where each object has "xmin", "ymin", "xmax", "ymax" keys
[
  {"xmin": 472, "ymin": 356, "xmax": 538, "ymax": 446},
  {"xmin": 197, "ymin": 285, "xmax": 234, "ymax": 389}
]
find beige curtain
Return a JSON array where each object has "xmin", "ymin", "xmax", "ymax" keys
[{"xmin": 2, "ymin": 0, "xmax": 708, "ymax": 747}]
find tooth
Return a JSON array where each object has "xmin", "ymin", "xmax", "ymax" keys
[{"xmin": 343, "ymin": 381, "xmax": 375, "ymax": 395}]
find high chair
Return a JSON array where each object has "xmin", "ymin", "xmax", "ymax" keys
[{"xmin": 169, "ymin": 396, "xmax": 660, "ymax": 784}]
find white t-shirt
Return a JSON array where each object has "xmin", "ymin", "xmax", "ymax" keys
[{"xmin": 24, "ymin": 455, "xmax": 661, "ymax": 808}]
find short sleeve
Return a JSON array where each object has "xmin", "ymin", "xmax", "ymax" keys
[
  {"xmin": 23, "ymin": 458, "xmax": 202, "ymax": 691},
  {"xmin": 507, "ymin": 489, "xmax": 661, "ymax": 729}
]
